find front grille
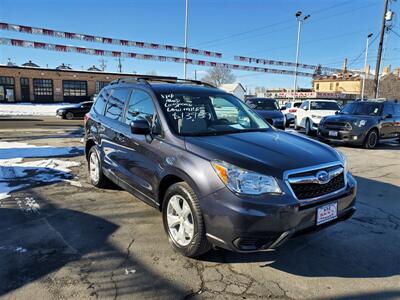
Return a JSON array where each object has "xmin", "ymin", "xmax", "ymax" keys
[
  {"xmin": 287, "ymin": 165, "xmax": 345, "ymax": 200},
  {"xmin": 290, "ymin": 172, "xmax": 345, "ymax": 200},
  {"xmin": 233, "ymin": 236, "xmax": 277, "ymax": 251},
  {"xmin": 324, "ymin": 121, "xmax": 352, "ymax": 131}
]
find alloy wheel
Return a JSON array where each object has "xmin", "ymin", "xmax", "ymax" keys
[
  {"xmin": 89, "ymin": 151, "xmax": 100, "ymax": 184},
  {"xmin": 166, "ymin": 195, "xmax": 194, "ymax": 247},
  {"xmin": 368, "ymin": 131, "xmax": 377, "ymax": 148}
]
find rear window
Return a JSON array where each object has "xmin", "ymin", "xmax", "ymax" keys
[
  {"xmin": 104, "ymin": 88, "xmax": 131, "ymax": 121},
  {"xmin": 246, "ymin": 98, "xmax": 279, "ymax": 110},
  {"xmin": 93, "ymin": 90, "xmax": 108, "ymax": 114},
  {"xmin": 310, "ymin": 101, "xmax": 340, "ymax": 110}
]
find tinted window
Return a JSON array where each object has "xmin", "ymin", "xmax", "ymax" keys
[
  {"xmin": 310, "ymin": 101, "xmax": 340, "ymax": 110},
  {"xmin": 340, "ymin": 102, "xmax": 382, "ymax": 116},
  {"xmin": 104, "ymin": 88, "xmax": 130, "ymax": 121},
  {"xmin": 93, "ymin": 91, "xmax": 107, "ymax": 114},
  {"xmin": 294, "ymin": 102, "xmax": 302, "ymax": 108},
  {"xmin": 246, "ymin": 98, "xmax": 279, "ymax": 110},
  {"xmin": 125, "ymin": 90, "xmax": 155, "ymax": 125},
  {"xmin": 383, "ymin": 103, "xmax": 394, "ymax": 116},
  {"xmin": 394, "ymin": 103, "xmax": 400, "ymax": 116}
]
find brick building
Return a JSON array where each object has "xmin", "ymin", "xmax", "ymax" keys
[{"xmin": 0, "ymin": 64, "xmax": 141, "ymax": 103}]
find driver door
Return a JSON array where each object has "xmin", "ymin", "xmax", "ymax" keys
[{"xmin": 297, "ymin": 101, "xmax": 309, "ymax": 127}]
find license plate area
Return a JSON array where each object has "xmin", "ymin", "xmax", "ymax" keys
[
  {"xmin": 316, "ymin": 202, "xmax": 338, "ymax": 225},
  {"xmin": 328, "ymin": 130, "xmax": 338, "ymax": 137}
]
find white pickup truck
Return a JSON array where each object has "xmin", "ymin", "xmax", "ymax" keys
[{"xmin": 294, "ymin": 99, "xmax": 341, "ymax": 135}]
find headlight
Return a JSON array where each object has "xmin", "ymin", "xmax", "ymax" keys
[
  {"xmin": 211, "ymin": 160, "xmax": 281, "ymax": 195},
  {"xmin": 335, "ymin": 149, "xmax": 348, "ymax": 173},
  {"xmin": 353, "ymin": 119, "xmax": 367, "ymax": 127}
]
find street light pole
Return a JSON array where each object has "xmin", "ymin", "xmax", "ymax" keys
[
  {"xmin": 361, "ymin": 33, "xmax": 373, "ymax": 100},
  {"xmin": 293, "ymin": 11, "xmax": 309, "ymax": 101},
  {"xmin": 183, "ymin": 0, "xmax": 189, "ymax": 79}
]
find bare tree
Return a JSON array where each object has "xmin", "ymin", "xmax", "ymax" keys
[{"xmin": 201, "ymin": 66, "xmax": 236, "ymax": 86}]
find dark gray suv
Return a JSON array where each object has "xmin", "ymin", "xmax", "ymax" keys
[{"xmin": 84, "ymin": 75, "xmax": 357, "ymax": 257}]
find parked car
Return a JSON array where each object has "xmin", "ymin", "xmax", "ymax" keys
[
  {"xmin": 56, "ymin": 101, "xmax": 93, "ymax": 119},
  {"xmin": 318, "ymin": 100, "xmax": 400, "ymax": 149},
  {"xmin": 245, "ymin": 97, "xmax": 285, "ymax": 129},
  {"xmin": 281, "ymin": 101, "xmax": 302, "ymax": 127},
  {"xmin": 294, "ymin": 99, "xmax": 341, "ymax": 135},
  {"xmin": 84, "ymin": 76, "xmax": 356, "ymax": 257}
]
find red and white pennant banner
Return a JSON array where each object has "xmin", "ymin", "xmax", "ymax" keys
[
  {"xmin": 0, "ymin": 38, "xmax": 315, "ymax": 78},
  {"xmin": 0, "ymin": 22, "xmax": 222, "ymax": 58},
  {"xmin": 235, "ymin": 55, "xmax": 363, "ymax": 75}
]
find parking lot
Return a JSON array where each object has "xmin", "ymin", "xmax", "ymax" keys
[{"xmin": 0, "ymin": 117, "xmax": 399, "ymax": 300}]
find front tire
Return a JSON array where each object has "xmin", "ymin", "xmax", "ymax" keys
[
  {"xmin": 363, "ymin": 129, "xmax": 379, "ymax": 149},
  {"xmin": 305, "ymin": 118, "xmax": 313, "ymax": 136},
  {"xmin": 162, "ymin": 182, "xmax": 211, "ymax": 257}
]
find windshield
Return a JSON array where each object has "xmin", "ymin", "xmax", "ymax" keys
[
  {"xmin": 310, "ymin": 101, "xmax": 340, "ymax": 110},
  {"xmin": 157, "ymin": 92, "xmax": 270, "ymax": 136},
  {"xmin": 339, "ymin": 102, "xmax": 382, "ymax": 116},
  {"xmin": 247, "ymin": 98, "xmax": 279, "ymax": 110}
]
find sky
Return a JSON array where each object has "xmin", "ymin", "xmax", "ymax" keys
[{"xmin": 0, "ymin": 0, "xmax": 399, "ymax": 92}]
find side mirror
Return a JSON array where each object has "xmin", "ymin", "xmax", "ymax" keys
[
  {"xmin": 130, "ymin": 119, "xmax": 150, "ymax": 135},
  {"xmin": 304, "ymin": 107, "xmax": 309, "ymax": 111},
  {"xmin": 335, "ymin": 111, "xmax": 339, "ymax": 115},
  {"xmin": 384, "ymin": 114, "xmax": 393, "ymax": 119}
]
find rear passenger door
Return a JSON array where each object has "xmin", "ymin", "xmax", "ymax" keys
[
  {"xmin": 380, "ymin": 103, "xmax": 396, "ymax": 138},
  {"xmin": 118, "ymin": 89, "xmax": 164, "ymax": 205},
  {"xmin": 101, "ymin": 88, "xmax": 131, "ymax": 180}
]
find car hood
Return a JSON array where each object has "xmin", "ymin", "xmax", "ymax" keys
[
  {"xmin": 324, "ymin": 114, "xmax": 377, "ymax": 122},
  {"xmin": 185, "ymin": 130, "xmax": 341, "ymax": 178},
  {"xmin": 255, "ymin": 110, "xmax": 284, "ymax": 119}
]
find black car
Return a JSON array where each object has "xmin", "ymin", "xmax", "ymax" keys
[
  {"xmin": 318, "ymin": 100, "xmax": 400, "ymax": 149},
  {"xmin": 245, "ymin": 98, "xmax": 285, "ymax": 129},
  {"xmin": 84, "ymin": 75, "xmax": 356, "ymax": 257},
  {"xmin": 56, "ymin": 101, "xmax": 93, "ymax": 119}
]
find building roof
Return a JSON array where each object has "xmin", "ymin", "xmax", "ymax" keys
[
  {"xmin": 22, "ymin": 60, "xmax": 40, "ymax": 67},
  {"xmin": 219, "ymin": 83, "xmax": 246, "ymax": 93}
]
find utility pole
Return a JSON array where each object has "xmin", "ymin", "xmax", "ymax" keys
[
  {"xmin": 99, "ymin": 59, "xmax": 107, "ymax": 71},
  {"xmin": 361, "ymin": 33, "xmax": 373, "ymax": 100},
  {"xmin": 293, "ymin": 11, "xmax": 310, "ymax": 101},
  {"xmin": 374, "ymin": 0, "xmax": 389, "ymax": 98},
  {"xmin": 116, "ymin": 57, "xmax": 124, "ymax": 73},
  {"xmin": 183, "ymin": 0, "xmax": 189, "ymax": 79}
]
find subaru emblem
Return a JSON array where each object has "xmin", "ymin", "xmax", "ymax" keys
[{"xmin": 316, "ymin": 171, "xmax": 330, "ymax": 184}]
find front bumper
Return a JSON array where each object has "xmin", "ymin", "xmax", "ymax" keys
[
  {"xmin": 201, "ymin": 173, "xmax": 357, "ymax": 252},
  {"xmin": 318, "ymin": 126, "xmax": 367, "ymax": 145}
]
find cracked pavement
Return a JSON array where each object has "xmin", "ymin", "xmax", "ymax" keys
[{"xmin": 0, "ymin": 117, "xmax": 399, "ymax": 299}]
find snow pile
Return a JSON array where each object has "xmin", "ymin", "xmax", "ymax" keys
[
  {"xmin": 0, "ymin": 141, "xmax": 82, "ymax": 200},
  {"xmin": 0, "ymin": 141, "xmax": 83, "ymax": 159},
  {"xmin": 0, "ymin": 103, "xmax": 72, "ymax": 117}
]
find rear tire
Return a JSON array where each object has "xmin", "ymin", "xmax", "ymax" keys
[
  {"xmin": 66, "ymin": 112, "xmax": 74, "ymax": 120},
  {"xmin": 363, "ymin": 129, "xmax": 379, "ymax": 149},
  {"xmin": 162, "ymin": 182, "xmax": 212, "ymax": 257},
  {"xmin": 88, "ymin": 146, "xmax": 110, "ymax": 188}
]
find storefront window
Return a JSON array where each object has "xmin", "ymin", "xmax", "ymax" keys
[
  {"xmin": 95, "ymin": 81, "xmax": 109, "ymax": 93},
  {"xmin": 63, "ymin": 80, "xmax": 87, "ymax": 96},
  {"xmin": 33, "ymin": 79, "xmax": 53, "ymax": 102}
]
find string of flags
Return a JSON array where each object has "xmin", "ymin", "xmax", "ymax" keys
[
  {"xmin": 0, "ymin": 37, "xmax": 315, "ymax": 77},
  {"xmin": 0, "ymin": 22, "xmax": 222, "ymax": 58},
  {"xmin": 234, "ymin": 55, "xmax": 363, "ymax": 75}
]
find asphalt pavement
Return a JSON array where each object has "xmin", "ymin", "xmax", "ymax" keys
[{"xmin": 0, "ymin": 117, "xmax": 399, "ymax": 300}]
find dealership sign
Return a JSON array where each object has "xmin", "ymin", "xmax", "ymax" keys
[{"xmin": 263, "ymin": 91, "xmax": 352, "ymax": 99}]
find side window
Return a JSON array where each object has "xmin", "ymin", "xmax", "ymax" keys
[
  {"xmin": 300, "ymin": 101, "xmax": 308, "ymax": 110},
  {"xmin": 383, "ymin": 103, "xmax": 394, "ymax": 116},
  {"xmin": 212, "ymin": 97, "xmax": 239, "ymax": 123},
  {"xmin": 93, "ymin": 90, "xmax": 108, "ymax": 115},
  {"xmin": 125, "ymin": 90, "xmax": 155, "ymax": 125},
  {"xmin": 394, "ymin": 104, "xmax": 400, "ymax": 116},
  {"xmin": 104, "ymin": 88, "xmax": 130, "ymax": 121}
]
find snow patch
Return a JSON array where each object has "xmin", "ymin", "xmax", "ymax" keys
[
  {"xmin": 16, "ymin": 197, "xmax": 40, "ymax": 214},
  {"xmin": 0, "ymin": 103, "xmax": 72, "ymax": 116}
]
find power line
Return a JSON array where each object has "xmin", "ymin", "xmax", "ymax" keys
[
  {"xmin": 192, "ymin": 0, "xmax": 355, "ymax": 47},
  {"xmin": 347, "ymin": 33, "xmax": 379, "ymax": 67},
  {"xmin": 389, "ymin": 28, "xmax": 400, "ymax": 39}
]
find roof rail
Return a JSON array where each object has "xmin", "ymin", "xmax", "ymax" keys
[{"xmin": 109, "ymin": 74, "xmax": 216, "ymax": 88}]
